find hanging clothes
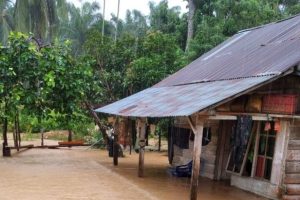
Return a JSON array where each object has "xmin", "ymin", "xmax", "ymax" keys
[
  {"xmin": 231, "ymin": 115, "xmax": 253, "ymax": 170},
  {"xmin": 202, "ymin": 127, "xmax": 211, "ymax": 146},
  {"xmin": 168, "ymin": 126, "xmax": 174, "ymax": 164}
]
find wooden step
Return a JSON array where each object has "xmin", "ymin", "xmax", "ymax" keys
[
  {"xmin": 289, "ymin": 140, "xmax": 300, "ymax": 150},
  {"xmin": 286, "ymin": 150, "xmax": 300, "ymax": 161},
  {"xmin": 285, "ymin": 174, "xmax": 300, "ymax": 184},
  {"xmin": 286, "ymin": 184, "xmax": 300, "ymax": 195},
  {"xmin": 286, "ymin": 161, "xmax": 300, "ymax": 174},
  {"xmin": 289, "ymin": 128, "xmax": 300, "ymax": 140},
  {"xmin": 283, "ymin": 195, "xmax": 300, "ymax": 200}
]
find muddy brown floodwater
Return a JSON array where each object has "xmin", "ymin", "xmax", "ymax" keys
[{"xmin": 0, "ymin": 142, "xmax": 267, "ymax": 200}]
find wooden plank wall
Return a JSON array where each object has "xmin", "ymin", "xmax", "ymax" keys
[
  {"xmin": 283, "ymin": 121, "xmax": 300, "ymax": 200},
  {"xmin": 173, "ymin": 118, "xmax": 219, "ymax": 180},
  {"xmin": 200, "ymin": 120, "xmax": 219, "ymax": 179}
]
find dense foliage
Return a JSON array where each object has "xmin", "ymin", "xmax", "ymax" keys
[{"xmin": 0, "ymin": 0, "xmax": 299, "ymax": 139}]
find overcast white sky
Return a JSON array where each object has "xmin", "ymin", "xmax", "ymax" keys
[{"xmin": 67, "ymin": 0, "xmax": 188, "ymax": 20}]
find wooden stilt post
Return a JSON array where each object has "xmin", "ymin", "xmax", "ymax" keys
[
  {"xmin": 158, "ymin": 130, "xmax": 161, "ymax": 152},
  {"xmin": 113, "ymin": 117, "xmax": 119, "ymax": 166},
  {"xmin": 128, "ymin": 119, "xmax": 132, "ymax": 155},
  {"xmin": 188, "ymin": 116, "xmax": 205, "ymax": 200},
  {"xmin": 137, "ymin": 118, "xmax": 147, "ymax": 177}
]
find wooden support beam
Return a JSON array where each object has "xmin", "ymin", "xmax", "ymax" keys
[
  {"xmin": 128, "ymin": 119, "xmax": 132, "ymax": 155},
  {"xmin": 203, "ymin": 112, "xmax": 300, "ymax": 120},
  {"xmin": 113, "ymin": 117, "xmax": 119, "ymax": 166},
  {"xmin": 214, "ymin": 121, "xmax": 226, "ymax": 180},
  {"xmin": 271, "ymin": 121, "xmax": 289, "ymax": 185},
  {"xmin": 137, "ymin": 118, "xmax": 147, "ymax": 177},
  {"xmin": 158, "ymin": 130, "xmax": 161, "ymax": 152},
  {"xmin": 188, "ymin": 116, "xmax": 205, "ymax": 200}
]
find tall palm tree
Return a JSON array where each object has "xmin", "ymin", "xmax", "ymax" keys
[
  {"xmin": 114, "ymin": 0, "xmax": 120, "ymax": 42},
  {"xmin": 13, "ymin": 0, "xmax": 58, "ymax": 42},
  {"xmin": 0, "ymin": 0, "xmax": 14, "ymax": 43},
  {"xmin": 102, "ymin": 0, "xmax": 105, "ymax": 38},
  {"xmin": 59, "ymin": 2, "xmax": 101, "ymax": 55}
]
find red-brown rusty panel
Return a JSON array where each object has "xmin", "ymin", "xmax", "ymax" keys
[{"xmin": 95, "ymin": 76, "xmax": 277, "ymax": 117}]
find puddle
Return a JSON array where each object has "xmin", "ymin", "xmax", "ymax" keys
[{"xmin": 0, "ymin": 143, "xmax": 267, "ymax": 200}]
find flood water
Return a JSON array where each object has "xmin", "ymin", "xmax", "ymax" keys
[{"xmin": 0, "ymin": 142, "xmax": 267, "ymax": 200}]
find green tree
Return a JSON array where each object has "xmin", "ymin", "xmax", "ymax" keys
[
  {"xmin": 149, "ymin": 1, "xmax": 183, "ymax": 36},
  {"xmin": 58, "ymin": 2, "xmax": 110, "ymax": 55},
  {"xmin": 122, "ymin": 10, "xmax": 148, "ymax": 39},
  {"xmin": 149, "ymin": 0, "xmax": 187, "ymax": 50},
  {"xmin": 0, "ymin": 32, "xmax": 41, "ymax": 149},
  {"xmin": 125, "ymin": 31, "xmax": 186, "ymax": 93},
  {"xmin": 84, "ymin": 29, "xmax": 138, "ymax": 102},
  {"xmin": 14, "ymin": 0, "xmax": 58, "ymax": 41},
  {"xmin": 0, "ymin": 32, "xmax": 96, "ymax": 150}
]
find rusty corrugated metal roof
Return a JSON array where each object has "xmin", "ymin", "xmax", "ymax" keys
[
  {"xmin": 155, "ymin": 14, "xmax": 300, "ymax": 87},
  {"xmin": 96, "ymin": 75, "xmax": 279, "ymax": 117},
  {"xmin": 96, "ymin": 15, "xmax": 300, "ymax": 118}
]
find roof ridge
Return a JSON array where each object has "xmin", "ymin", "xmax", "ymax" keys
[
  {"xmin": 172, "ymin": 73, "xmax": 280, "ymax": 87},
  {"xmin": 238, "ymin": 13, "xmax": 300, "ymax": 33}
]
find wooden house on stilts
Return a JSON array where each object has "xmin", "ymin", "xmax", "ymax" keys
[{"xmin": 96, "ymin": 15, "xmax": 300, "ymax": 200}]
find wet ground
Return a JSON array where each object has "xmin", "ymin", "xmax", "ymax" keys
[{"xmin": 0, "ymin": 141, "xmax": 268, "ymax": 200}]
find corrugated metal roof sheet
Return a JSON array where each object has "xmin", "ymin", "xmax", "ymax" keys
[
  {"xmin": 155, "ymin": 14, "xmax": 300, "ymax": 87},
  {"xmin": 96, "ymin": 15, "xmax": 300, "ymax": 118},
  {"xmin": 96, "ymin": 75, "xmax": 277, "ymax": 117}
]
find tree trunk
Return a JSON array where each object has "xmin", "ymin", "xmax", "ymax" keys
[
  {"xmin": 114, "ymin": 0, "xmax": 120, "ymax": 42},
  {"xmin": 15, "ymin": 113, "xmax": 21, "ymax": 151},
  {"xmin": 68, "ymin": 129, "xmax": 72, "ymax": 142},
  {"xmin": 102, "ymin": 0, "xmax": 106, "ymax": 38},
  {"xmin": 13, "ymin": 115, "xmax": 18, "ymax": 150},
  {"xmin": 185, "ymin": 0, "xmax": 196, "ymax": 53},
  {"xmin": 16, "ymin": 112, "xmax": 21, "ymax": 148},
  {"xmin": 2, "ymin": 117, "xmax": 8, "ymax": 147},
  {"xmin": 137, "ymin": 118, "xmax": 147, "ymax": 177},
  {"xmin": 41, "ymin": 128, "xmax": 44, "ymax": 146},
  {"xmin": 84, "ymin": 101, "xmax": 108, "ymax": 144}
]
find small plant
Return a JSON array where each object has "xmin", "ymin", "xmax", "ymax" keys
[{"xmin": 22, "ymin": 132, "xmax": 40, "ymax": 141}]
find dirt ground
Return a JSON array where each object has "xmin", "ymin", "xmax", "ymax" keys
[{"xmin": 0, "ymin": 140, "xmax": 267, "ymax": 200}]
